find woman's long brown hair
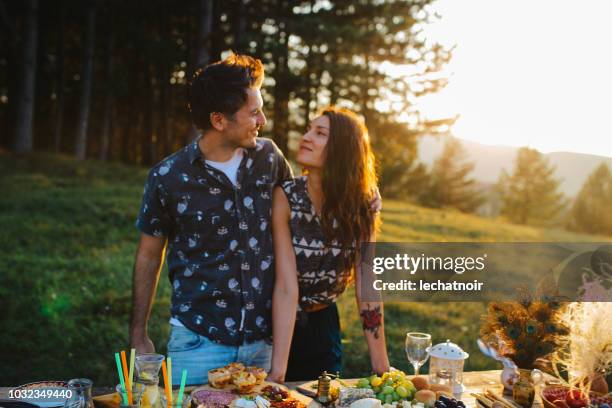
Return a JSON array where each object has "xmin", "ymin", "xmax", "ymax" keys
[{"xmin": 319, "ymin": 106, "xmax": 379, "ymax": 270}]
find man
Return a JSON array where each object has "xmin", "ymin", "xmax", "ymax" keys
[{"xmin": 130, "ymin": 54, "xmax": 292, "ymax": 385}]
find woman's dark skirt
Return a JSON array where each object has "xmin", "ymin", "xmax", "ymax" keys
[{"xmin": 285, "ymin": 302, "xmax": 343, "ymax": 382}]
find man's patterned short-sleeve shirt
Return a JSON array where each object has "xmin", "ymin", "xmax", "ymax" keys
[{"xmin": 136, "ymin": 137, "xmax": 292, "ymax": 346}]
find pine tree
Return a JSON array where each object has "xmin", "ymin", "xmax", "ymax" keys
[
  {"xmin": 497, "ymin": 147, "xmax": 566, "ymax": 225},
  {"xmin": 569, "ymin": 163, "xmax": 612, "ymax": 236},
  {"xmin": 421, "ymin": 137, "xmax": 483, "ymax": 212}
]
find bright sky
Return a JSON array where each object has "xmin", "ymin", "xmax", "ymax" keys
[{"xmin": 415, "ymin": 0, "xmax": 612, "ymax": 157}]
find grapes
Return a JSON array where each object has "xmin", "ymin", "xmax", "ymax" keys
[
  {"xmin": 357, "ymin": 378, "xmax": 370, "ymax": 388},
  {"xmin": 371, "ymin": 376, "xmax": 383, "ymax": 387},
  {"xmin": 439, "ymin": 396, "xmax": 452, "ymax": 406},
  {"xmin": 436, "ymin": 394, "xmax": 466, "ymax": 408},
  {"xmin": 355, "ymin": 370, "xmax": 415, "ymax": 402},
  {"xmin": 396, "ymin": 386, "xmax": 409, "ymax": 398},
  {"xmin": 383, "ymin": 386, "xmax": 395, "ymax": 395}
]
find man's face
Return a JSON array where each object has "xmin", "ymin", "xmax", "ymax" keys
[{"xmin": 223, "ymin": 88, "xmax": 266, "ymax": 149}]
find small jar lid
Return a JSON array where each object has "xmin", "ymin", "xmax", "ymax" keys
[{"xmin": 427, "ymin": 339, "xmax": 469, "ymax": 360}]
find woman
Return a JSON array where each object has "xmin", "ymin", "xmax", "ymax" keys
[{"xmin": 267, "ymin": 107, "xmax": 390, "ymax": 382}]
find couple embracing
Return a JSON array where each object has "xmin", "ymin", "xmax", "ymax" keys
[{"xmin": 130, "ymin": 53, "xmax": 390, "ymax": 384}]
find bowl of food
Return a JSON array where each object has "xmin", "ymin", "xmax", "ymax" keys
[{"xmin": 541, "ymin": 385, "xmax": 612, "ymax": 408}]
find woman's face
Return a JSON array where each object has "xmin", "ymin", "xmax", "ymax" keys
[{"xmin": 297, "ymin": 115, "xmax": 330, "ymax": 169}]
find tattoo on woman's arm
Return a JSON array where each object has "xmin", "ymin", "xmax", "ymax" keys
[{"xmin": 360, "ymin": 305, "xmax": 382, "ymax": 339}]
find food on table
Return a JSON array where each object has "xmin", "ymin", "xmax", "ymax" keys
[
  {"xmin": 232, "ymin": 372, "xmax": 258, "ymax": 394},
  {"xmin": 411, "ymin": 377, "xmax": 430, "ymax": 391},
  {"xmin": 414, "ymin": 390, "xmax": 436, "ymax": 407},
  {"xmin": 206, "ymin": 363, "xmax": 267, "ymax": 393},
  {"xmin": 246, "ymin": 366, "xmax": 268, "ymax": 384},
  {"xmin": 191, "ymin": 389, "xmax": 236, "ymax": 408},
  {"xmin": 227, "ymin": 362, "xmax": 246, "ymax": 374},
  {"xmin": 434, "ymin": 391, "xmax": 452, "ymax": 400},
  {"xmin": 235, "ymin": 396, "xmax": 272, "ymax": 408},
  {"xmin": 261, "ymin": 385, "xmax": 290, "ymax": 402},
  {"xmin": 259, "ymin": 385, "xmax": 304, "ymax": 408},
  {"xmin": 355, "ymin": 370, "xmax": 416, "ymax": 404},
  {"xmin": 435, "ymin": 395, "xmax": 466, "ymax": 408},
  {"xmin": 235, "ymin": 398, "xmax": 258, "ymax": 408},
  {"xmin": 428, "ymin": 384, "xmax": 451, "ymax": 394},
  {"xmin": 254, "ymin": 396, "xmax": 272, "ymax": 408},
  {"xmin": 552, "ymin": 401, "xmax": 570, "ymax": 408},
  {"xmin": 339, "ymin": 388, "xmax": 376, "ymax": 406},
  {"xmin": 350, "ymin": 398, "xmax": 383, "ymax": 408},
  {"xmin": 542, "ymin": 385, "xmax": 612, "ymax": 408},
  {"xmin": 208, "ymin": 367, "xmax": 232, "ymax": 388}
]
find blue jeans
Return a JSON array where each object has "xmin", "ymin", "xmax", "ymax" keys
[{"xmin": 167, "ymin": 325, "xmax": 273, "ymax": 386}]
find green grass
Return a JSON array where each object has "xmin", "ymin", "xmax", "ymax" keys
[{"xmin": 1, "ymin": 151, "xmax": 608, "ymax": 386}]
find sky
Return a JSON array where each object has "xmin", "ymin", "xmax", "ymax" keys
[{"xmin": 414, "ymin": 0, "xmax": 612, "ymax": 157}]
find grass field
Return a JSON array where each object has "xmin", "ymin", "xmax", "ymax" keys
[{"xmin": 1, "ymin": 151, "xmax": 608, "ymax": 386}]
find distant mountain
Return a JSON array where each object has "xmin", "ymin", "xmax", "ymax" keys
[{"xmin": 418, "ymin": 135, "xmax": 612, "ymax": 197}]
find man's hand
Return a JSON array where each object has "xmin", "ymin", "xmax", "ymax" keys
[
  {"xmin": 370, "ymin": 186, "xmax": 382, "ymax": 213},
  {"xmin": 131, "ymin": 334, "xmax": 156, "ymax": 354},
  {"xmin": 130, "ymin": 233, "xmax": 167, "ymax": 356}
]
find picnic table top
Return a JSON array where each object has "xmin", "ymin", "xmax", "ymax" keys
[{"xmin": 1, "ymin": 370, "xmax": 551, "ymax": 408}]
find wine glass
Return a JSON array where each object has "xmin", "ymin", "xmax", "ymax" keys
[{"xmin": 405, "ymin": 332, "xmax": 432, "ymax": 375}]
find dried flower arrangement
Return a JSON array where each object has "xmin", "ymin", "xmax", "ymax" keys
[
  {"xmin": 551, "ymin": 302, "xmax": 612, "ymax": 396},
  {"xmin": 480, "ymin": 287, "xmax": 568, "ymax": 369}
]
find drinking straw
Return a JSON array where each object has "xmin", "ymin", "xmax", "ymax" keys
[
  {"xmin": 128, "ymin": 348, "xmax": 136, "ymax": 393},
  {"xmin": 177, "ymin": 369, "xmax": 188, "ymax": 407},
  {"xmin": 120, "ymin": 350, "xmax": 133, "ymax": 405},
  {"xmin": 161, "ymin": 360, "xmax": 172, "ymax": 408},
  {"xmin": 114, "ymin": 352, "xmax": 128, "ymax": 405},
  {"xmin": 167, "ymin": 357, "xmax": 172, "ymax": 394}
]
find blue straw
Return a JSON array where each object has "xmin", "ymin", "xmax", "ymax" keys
[
  {"xmin": 177, "ymin": 369, "xmax": 188, "ymax": 406},
  {"xmin": 115, "ymin": 352, "xmax": 129, "ymax": 405}
]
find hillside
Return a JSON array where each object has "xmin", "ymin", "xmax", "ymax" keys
[
  {"xmin": 418, "ymin": 135, "xmax": 612, "ymax": 197},
  {"xmin": 1, "ymin": 152, "xmax": 608, "ymax": 385}
]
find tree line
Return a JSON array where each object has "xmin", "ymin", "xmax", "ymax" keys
[
  {"xmin": 0, "ymin": 0, "xmax": 453, "ymax": 194},
  {"xmin": 415, "ymin": 138, "xmax": 612, "ymax": 236},
  {"xmin": 3, "ymin": 0, "xmax": 609, "ymax": 236}
]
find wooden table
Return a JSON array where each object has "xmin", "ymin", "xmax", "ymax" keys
[
  {"xmin": 0, "ymin": 370, "xmax": 548, "ymax": 408},
  {"xmin": 283, "ymin": 370, "xmax": 548, "ymax": 408}
]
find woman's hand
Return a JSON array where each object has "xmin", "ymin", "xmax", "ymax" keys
[
  {"xmin": 371, "ymin": 359, "xmax": 391, "ymax": 376},
  {"xmin": 267, "ymin": 368, "xmax": 286, "ymax": 384}
]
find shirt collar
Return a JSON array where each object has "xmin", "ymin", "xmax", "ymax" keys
[
  {"xmin": 188, "ymin": 135, "xmax": 204, "ymax": 164},
  {"xmin": 188, "ymin": 135, "xmax": 258, "ymax": 165}
]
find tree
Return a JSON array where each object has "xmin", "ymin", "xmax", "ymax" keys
[
  {"xmin": 497, "ymin": 147, "xmax": 566, "ymax": 225},
  {"xmin": 99, "ymin": 10, "xmax": 114, "ymax": 161},
  {"xmin": 13, "ymin": 0, "xmax": 38, "ymax": 154},
  {"xmin": 420, "ymin": 137, "xmax": 483, "ymax": 212},
  {"xmin": 569, "ymin": 163, "xmax": 612, "ymax": 236},
  {"xmin": 74, "ymin": 0, "xmax": 96, "ymax": 160},
  {"xmin": 53, "ymin": 0, "xmax": 65, "ymax": 152}
]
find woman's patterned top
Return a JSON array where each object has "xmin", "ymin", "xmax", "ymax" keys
[{"xmin": 281, "ymin": 176, "xmax": 355, "ymax": 311}]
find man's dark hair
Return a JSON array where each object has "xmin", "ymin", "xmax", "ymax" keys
[{"xmin": 187, "ymin": 53, "xmax": 264, "ymax": 131}]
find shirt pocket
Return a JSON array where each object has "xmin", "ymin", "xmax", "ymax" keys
[{"xmin": 247, "ymin": 181, "xmax": 274, "ymax": 217}]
